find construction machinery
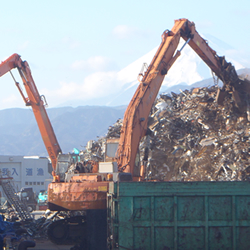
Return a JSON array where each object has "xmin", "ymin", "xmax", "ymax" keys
[
  {"xmin": 37, "ymin": 190, "xmax": 48, "ymax": 210},
  {"xmin": 17, "ymin": 187, "xmax": 37, "ymax": 212},
  {"xmin": 115, "ymin": 18, "xmax": 249, "ymax": 180},
  {"xmin": 46, "ymin": 18, "xmax": 249, "ymax": 247},
  {"xmin": 0, "ymin": 53, "xmax": 113, "ymax": 246},
  {"xmin": 0, "ymin": 18, "xmax": 248, "ymax": 248},
  {"xmin": 0, "ymin": 53, "xmax": 62, "ymax": 173}
]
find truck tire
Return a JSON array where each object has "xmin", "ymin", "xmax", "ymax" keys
[
  {"xmin": 27, "ymin": 206, "xmax": 33, "ymax": 212},
  {"xmin": 18, "ymin": 240, "xmax": 36, "ymax": 250},
  {"xmin": 47, "ymin": 219, "xmax": 69, "ymax": 245}
]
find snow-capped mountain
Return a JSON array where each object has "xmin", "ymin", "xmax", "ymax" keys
[
  {"xmin": 58, "ymin": 35, "xmax": 247, "ymax": 108},
  {"xmin": 105, "ymin": 35, "xmax": 246, "ymax": 106}
]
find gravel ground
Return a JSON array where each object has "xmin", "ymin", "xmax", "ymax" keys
[{"xmin": 32, "ymin": 239, "xmax": 74, "ymax": 250}]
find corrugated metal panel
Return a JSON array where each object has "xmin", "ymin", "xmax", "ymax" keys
[{"xmin": 108, "ymin": 181, "xmax": 250, "ymax": 250}]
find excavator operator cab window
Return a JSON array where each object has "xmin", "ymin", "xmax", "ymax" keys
[
  {"xmin": 105, "ymin": 138, "xmax": 120, "ymax": 162},
  {"xmin": 57, "ymin": 162, "xmax": 69, "ymax": 174},
  {"xmin": 106, "ymin": 143, "xmax": 119, "ymax": 158},
  {"xmin": 21, "ymin": 192, "xmax": 28, "ymax": 198},
  {"xmin": 56, "ymin": 154, "xmax": 76, "ymax": 181}
]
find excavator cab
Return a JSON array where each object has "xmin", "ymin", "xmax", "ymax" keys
[{"xmin": 55, "ymin": 153, "xmax": 77, "ymax": 181}]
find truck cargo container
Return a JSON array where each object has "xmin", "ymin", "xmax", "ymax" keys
[{"xmin": 107, "ymin": 181, "xmax": 250, "ymax": 250}]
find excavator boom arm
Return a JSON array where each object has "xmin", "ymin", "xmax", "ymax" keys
[
  {"xmin": 116, "ymin": 19, "xmax": 187, "ymax": 176},
  {"xmin": 116, "ymin": 18, "xmax": 242, "ymax": 177},
  {"xmin": 0, "ymin": 53, "xmax": 61, "ymax": 170}
]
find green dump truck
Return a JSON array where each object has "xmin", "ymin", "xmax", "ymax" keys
[{"xmin": 107, "ymin": 181, "xmax": 250, "ymax": 250}]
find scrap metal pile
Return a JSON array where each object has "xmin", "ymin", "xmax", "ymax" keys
[
  {"xmin": 82, "ymin": 82, "xmax": 250, "ymax": 182},
  {"xmin": 144, "ymin": 85, "xmax": 250, "ymax": 182}
]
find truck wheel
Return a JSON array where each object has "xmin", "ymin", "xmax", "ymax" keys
[
  {"xmin": 27, "ymin": 206, "xmax": 33, "ymax": 212},
  {"xmin": 47, "ymin": 219, "xmax": 69, "ymax": 245},
  {"xmin": 18, "ymin": 240, "xmax": 36, "ymax": 250}
]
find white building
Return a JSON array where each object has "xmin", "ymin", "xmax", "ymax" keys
[{"xmin": 0, "ymin": 155, "xmax": 53, "ymax": 195}]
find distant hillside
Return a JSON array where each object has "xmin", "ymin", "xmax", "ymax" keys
[
  {"xmin": 1, "ymin": 68, "xmax": 249, "ymax": 157},
  {"xmin": 0, "ymin": 106, "xmax": 126, "ymax": 156}
]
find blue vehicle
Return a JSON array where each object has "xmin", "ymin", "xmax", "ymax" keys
[{"xmin": 37, "ymin": 190, "xmax": 47, "ymax": 205}]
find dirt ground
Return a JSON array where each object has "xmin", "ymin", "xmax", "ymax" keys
[{"xmin": 32, "ymin": 238, "xmax": 74, "ymax": 250}]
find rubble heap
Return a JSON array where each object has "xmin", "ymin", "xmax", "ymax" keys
[
  {"xmin": 81, "ymin": 83, "xmax": 250, "ymax": 182},
  {"xmin": 80, "ymin": 119, "xmax": 123, "ymax": 162},
  {"xmin": 144, "ymin": 85, "xmax": 250, "ymax": 181}
]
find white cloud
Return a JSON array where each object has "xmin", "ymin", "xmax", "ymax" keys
[
  {"xmin": 0, "ymin": 94, "xmax": 24, "ymax": 109},
  {"xmin": 82, "ymin": 71, "xmax": 118, "ymax": 97},
  {"xmin": 112, "ymin": 25, "xmax": 137, "ymax": 39},
  {"xmin": 71, "ymin": 56, "xmax": 115, "ymax": 72},
  {"xmin": 41, "ymin": 71, "xmax": 121, "ymax": 107},
  {"xmin": 57, "ymin": 81, "xmax": 79, "ymax": 98}
]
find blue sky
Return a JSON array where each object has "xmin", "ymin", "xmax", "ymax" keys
[{"xmin": 0, "ymin": 0, "xmax": 250, "ymax": 109}]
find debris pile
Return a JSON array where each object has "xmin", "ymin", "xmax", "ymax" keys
[
  {"xmin": 106, "ymin": 119, "xmax": 123, "ymax": 139},
  {"xmin": 80, "ymin": 119, "xmax": 123, "ymax": 162},
  {"xmin": 143, "ymin": 85, "xmax": 250, "ymax": 181},
  {"xmin": 0, "ymin": 213, "xmax": 36, "ymax": 249},
  {"xmin": 81, "ymin": 82, "xmax": 250, "ymax": 182}
]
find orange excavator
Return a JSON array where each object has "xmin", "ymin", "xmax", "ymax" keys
[
  {"xmin": 46, "ymin": 18, "xmax": 248, "ymax": 247},
  {"xmin": 115, "ymin": 18, "xmax": 249, "ymax": 181},
  {"xmin": 0, "ymin": 53, "xmax": 61, "ymax": 171},
  {"xmin": 0, "ymin": 18, "xmax": 248, "ymax": 248}
]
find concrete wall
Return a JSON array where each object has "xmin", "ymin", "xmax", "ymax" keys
[{"xmin": 0, "ymin": 155, "xmax": 52, "ymax": 195}]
